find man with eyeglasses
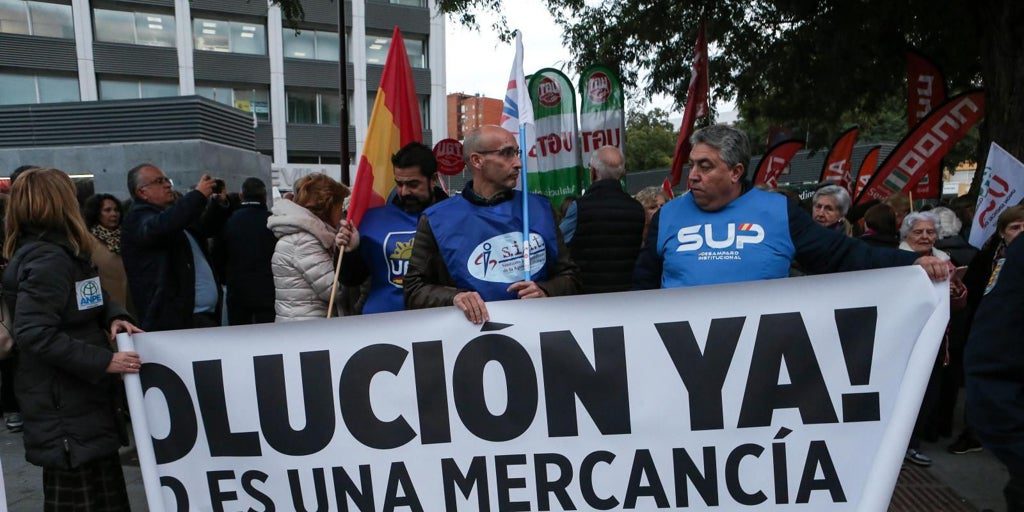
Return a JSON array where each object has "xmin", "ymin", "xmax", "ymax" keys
[
  {"xmin": 632, "ymin": 124, "xmax": 950, "ymax": 289},
  {"xmin": 122, "ymin": 164, "xmax": 229, "ymax": 331},
  {"xmin": 334, "ymin": 142, "xmax": 448, "ymax": 314},
  {"xmin": 404, "ymin": 125, "xmax": 580, "ymax": 323}
]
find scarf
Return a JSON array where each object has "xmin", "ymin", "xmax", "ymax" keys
[{"xmin": 91, "ymin": 224, "xmax": 121, "ymax": 255}]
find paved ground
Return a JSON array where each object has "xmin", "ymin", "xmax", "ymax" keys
[{"xmin": 0, "ymin": 396, "xmax": 1010, "ymax": 511}]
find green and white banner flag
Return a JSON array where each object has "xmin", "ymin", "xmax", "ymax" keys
[
  {"xmin": 578, "ymin": 65, "xmax": 625, "ymax": 189},
  {"xmin": 529, "ymin": 68, "xmax": 583, "ymax": 205}
]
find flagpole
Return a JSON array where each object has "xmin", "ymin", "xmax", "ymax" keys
[{"xmin": 519, "ymin": 125, "xmax": 531, "ymax": 281}]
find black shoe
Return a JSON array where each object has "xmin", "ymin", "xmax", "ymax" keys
[
  {"xmin": 5, "ymin": 412, "xmax": 23, "ymax": 433},
  {"xmin": 948, "ymin": 432, "xmax": 983, "ymax": 454},
  {"xmin": 905, "ymin": 448, "xmax": 932, "ymax": 467}
]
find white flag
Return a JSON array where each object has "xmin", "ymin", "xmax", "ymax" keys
[
  {"xmin": 970, "ymin": 142, "xmax": 1024, "ymax": 248},
  {"xmin": 500, "ymin": 31, "xmax": 535, "ymax": 134}
]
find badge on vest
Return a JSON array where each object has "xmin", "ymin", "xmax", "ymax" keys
[
  {"xmin": 467, "ymin": 232, "xmax": 546, "ymax": 283},
  {"xmin": 383, "ymin": 231, "xmax": 416, "ymax": 288},
  {"xmin": 75, "ymin": 277, "xmax": 104, "ymax": 310}
]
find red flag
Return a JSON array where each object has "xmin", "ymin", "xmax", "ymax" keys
[
  {"xmin": 856, "ymin": 91, "xmax": 984, "ymax": 205},
  {"xmin": 753, "ymin": 139, "xmax": 805, "ymax": 189},
  {"xmin": 348, "ymin": 27, "xmax": 422, "ymax": 227},
  {"xmin": 907, "ymin": 50, "xmax": 947, "ymax": 200},
  {"xmin": 667, "ymin": 22, "xmax": 709, "ymax": 188},
  {"xmin": 853, "ymin": 145, "xmax": 881, "ymax": 198},
  {"xmin": 661, "ymin": 177, "xmax": 675, "ymax": 199},
  {"xmin": 818, "ymin": 126, "xmax": 860, "ymax": 190}
]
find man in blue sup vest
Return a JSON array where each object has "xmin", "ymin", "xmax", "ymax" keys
[
  {"xmin": 334, "ymin": 142, "xmax": 447, "ymax": 314},
  {"xmin": 633, "ymin": 124, "xmax": 950, "ymax": 288},
  {"xmin": 404, "ymin": 125, "xmax": 580, "ymax": 323}
]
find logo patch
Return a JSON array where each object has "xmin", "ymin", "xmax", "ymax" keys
[
  {"xmin": 383, "ymin": 231, "xmax": 416, "ymax": 288},
  {"xmin": 76, "ymin": 277, "xmax": 104, "ymax": 310},
  {"xmin": 467, "ymin": 232, "xmax": 546, "ymax": 283},
  {"xmin": 676, "ymin": 223, "xmax": 765, "ymax": 261}
]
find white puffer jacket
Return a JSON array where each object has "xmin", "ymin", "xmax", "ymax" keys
[{"xmin": 267, "ymin": 200, "xmax": 342, "ymax": 321}]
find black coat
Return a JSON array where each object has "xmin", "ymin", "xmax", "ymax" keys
[
  {"xmin": 221, "ymin": 203, "xmax": 276, "ymax": 311},
  {"xmin": 569, "ymin": 179, "xmax": 645, "ymax": 293},
  {"xmin": 121, "ymin": 191, "xmax": 227, "ymax": 331},
  {"xmin": 2, "ymin": 232, "xmax": 130, "ymax": 469},
  {"xmin": 965, "ymin": 236, "xmax": 1024, "ymax": 475}
]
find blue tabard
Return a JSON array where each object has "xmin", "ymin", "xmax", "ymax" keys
[
  {"xmin": 425, "ymin": 191, "xmax": 559, "ymax": 302},
  {"xmin": 357, "ymin": 204, "xmax": 419, "ymax": 313},
  {"xmin": 657, "ymin": 188, "xmax": 795, "ymax": 288}
]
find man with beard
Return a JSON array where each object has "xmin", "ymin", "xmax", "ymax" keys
[{"xmin": 335, "ymin": 142, "xmax": 447, "ymax": 314}]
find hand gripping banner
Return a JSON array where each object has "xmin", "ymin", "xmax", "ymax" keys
[
  {"xmin": 856, "ymin": 90, "xmax": 984, "ymax": 205},
  {"xmin": 120, "ymin": 267, "xmax": 948, "ymax": 511}
]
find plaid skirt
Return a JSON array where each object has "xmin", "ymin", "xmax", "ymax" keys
[{"xmin": 42, "ymin": 453, "xmax": 130, "ymax": 511}]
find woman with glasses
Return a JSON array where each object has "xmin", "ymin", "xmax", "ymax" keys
[{"xmin": 2, "ymin": 168, "xmax": 143, "ymax": 510}]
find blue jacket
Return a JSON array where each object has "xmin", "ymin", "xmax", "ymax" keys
[{"xmin": 633, "ymin": 186, "xmax": 919, "ymax": 289}]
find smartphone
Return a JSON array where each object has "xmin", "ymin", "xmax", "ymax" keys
[{"xmin": 213, "ymin": 179, "xmax": 226, "ymax": 195}]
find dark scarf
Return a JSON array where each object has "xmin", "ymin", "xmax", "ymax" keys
[{"xmin": 91, "ymin": 224, "xmax": 121, "ymax": 255}]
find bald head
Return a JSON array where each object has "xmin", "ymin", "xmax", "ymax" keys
[
  {"xmin": 590, "ymin": 145, "xmax": 626, "ymax": 180},
  {"xmin": 463, "ymin": 125, "xmax": 509, "ymax": 166}
]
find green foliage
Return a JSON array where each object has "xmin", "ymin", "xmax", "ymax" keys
[{"xmin": 624, "ymin": 108, "xmax": 676, "ymax": 172}]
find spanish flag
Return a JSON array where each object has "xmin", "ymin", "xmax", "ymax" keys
[{"xmin": 348, "ymin": 26, "xmax": 422, "ymax": 228}]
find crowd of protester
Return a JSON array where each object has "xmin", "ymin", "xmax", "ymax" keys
[{"xmin": 0, "ymin": 123, "xmax": 1021, "ymax": 510}]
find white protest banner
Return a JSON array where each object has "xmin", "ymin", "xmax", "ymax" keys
[
  {"xmin": 970, "ymin": 142, "xmax": 1024, "ymax": 248},
  {"xmin": 120, "ymin": 266, "xmax": 947, "ymax": 511}
]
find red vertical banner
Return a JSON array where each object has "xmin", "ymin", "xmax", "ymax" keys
[
  {"xmin": 853, "ymin": 145, "xmax": 881, "ymax": 198},
  {"xmin": 907, "ymin": 49, "xmax": 947, "ymax": 199},
  {"xmin": 818, "ymin": 126, "xmax": 860, "ymax": 190},
  {"xmin": 753, "ymin": 139, "xmax": 805, "ymax": 189},
  {"xmin": 667, "ymin": 22, "xmax": 709, "ymax": 189},
  {"xmin": 856, "ymin": 91, "xmax": 984, "ymax": 205}
]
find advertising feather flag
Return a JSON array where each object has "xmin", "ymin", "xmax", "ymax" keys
[{"xmin": 667, "ymin": 22, "xmax": 709, "ymax": 189}]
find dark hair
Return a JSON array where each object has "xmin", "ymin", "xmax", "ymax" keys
[
  {"xmin": 242, "ymin": 177, "xmax": 267, "ymax": 203},
  {"xmin": 391, "ymin": 142, "xmax": 437, "ymax": 178},
  {"xmin": 126, "ymin": 163, "xmax": 156, "ymax": 200},
  {"xmin": 863, "ymin": 203, "xmax": 897, "ymax": 236},
  {"xmin": 9, "ymin": 165, "xmax": 37, "ymax": 184},
  {"xmin": 82, "ymin": 193, "xmax": 122, "ymax": 229}
]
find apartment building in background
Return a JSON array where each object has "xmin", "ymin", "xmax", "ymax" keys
[
  {"xmin": 0, "ymin": 0, "xmax": 447, "ymax": 187},
  {"xmin": 446, "ymin": 92, "xmax": 501, "ymax": 140}
]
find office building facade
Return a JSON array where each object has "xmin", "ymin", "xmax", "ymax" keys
[{"xmin": 0, "ymin": 0, "xmax": 447, "ymax": 186}]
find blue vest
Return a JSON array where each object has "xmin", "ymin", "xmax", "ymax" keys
[
  {"xmin": 657, "ymin": 188, "xmax": 795, "ymax": 288},
  {"xmin": 426, "ymin": 191, "xmax": 559, "ymax": 302},
  {"xmin": 357, "ymin": 204, "xmax": 419, "ymax": 314}
]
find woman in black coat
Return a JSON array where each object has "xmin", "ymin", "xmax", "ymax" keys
[{"xmin": 2, "ymin": 168, "xmax": 143, "ymax": 510}]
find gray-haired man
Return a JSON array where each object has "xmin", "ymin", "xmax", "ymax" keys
[{"xmin": 633, "ymin": 124, "xmax": 949, "ymax": 289}]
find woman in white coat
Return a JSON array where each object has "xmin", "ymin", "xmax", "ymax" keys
[{"xmin": 268, "ymin": 174, "xmax": 349, "ymax": 321}]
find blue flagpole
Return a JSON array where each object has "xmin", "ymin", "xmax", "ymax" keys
[{"xmin": 519, "ymin": 125, "xmax": 531, "ymax": 281}]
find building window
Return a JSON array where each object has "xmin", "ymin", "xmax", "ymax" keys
[
  {"xmin": 94, "ymin": 8, "xmax": 175, "ymax": 47},
  {"xmin": 193, "ymin": 18, "xmax": 265, "ymax": 55},
  {"xmin": 288, "ymin": 90, "xmax": 343, "ymax": 125},
  {"xmin": 99, "ymin": 78, "xmax": 178, "ymax": 100},
  {"xmin": 0, "ymin": 0, "xmax": 73, "ymax": 38},
  {"xmin": 0, "ymin": 71, "xmax": 79, "ymax": 105},
  {"xmin": 196, "ymin": 85, "xmax": 271, "ymax": 121},
  {"xmin": 365, "ymin": 31, "xmax": 427, "ymax": 68},
  {"xmin": 389, "ymin": 0, "xmax": 426, "ymax": 5},
  {"xmin": 288, "ymin": 153, "xmax": 341, "ymax": 165},
  {"xmin": 282, "ymin": 28, "xmax": 342, "ymax": 62}
]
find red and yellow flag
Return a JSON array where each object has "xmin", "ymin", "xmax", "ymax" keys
[{"xmin": 348, "ymin": 26, "xmax": 422, "ymax": 227}]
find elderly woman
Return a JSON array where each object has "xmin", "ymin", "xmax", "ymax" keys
[
  {"xmin": 634, "ymin": 186, "xmax": 668, "ymax": 243},
  {"xmin": 2, "ymin": 168, "xmax": 142, "ymax": 510},
  {"xmin": 932, "ymin": 206, "xmax": 977, "ymax": 267},
  {"xmin": 899, "ymin": 210, "xmax": 967, "ymax": 467},
  {"xmin": 811, "ymin": 185, "xmax": 852, "ymax": 234},
  {"xmin": 82, "ymin": 193, "xmax": 132, "ymax": 314},
  {"xmin": 268, "ymin": 173, "xmax": 349, "ymax": 321}
]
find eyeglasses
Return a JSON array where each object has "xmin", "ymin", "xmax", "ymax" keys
[
  {"xmin": 476, "ymin": 146, "xmax": 521, "ymax": 159},
  {"xmin": 138, "ymin": 176, "xmax": 173, "ymax": 190}
]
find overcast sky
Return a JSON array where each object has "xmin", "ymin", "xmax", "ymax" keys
[{"xmin": 442, "ymin": 2, "xmax": 737, "ymax": 125}]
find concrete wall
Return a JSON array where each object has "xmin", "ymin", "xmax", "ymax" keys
[{"xmin": 0, "ymin": 139, "xmax": 272, "ymax": 200}]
